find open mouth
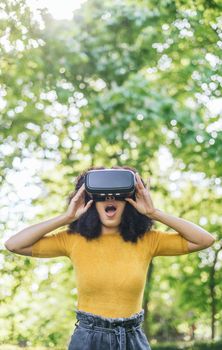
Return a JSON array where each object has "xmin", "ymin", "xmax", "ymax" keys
[{"xmin": 104, "ymin": 204, "xmax": 117, "ymax": 217}]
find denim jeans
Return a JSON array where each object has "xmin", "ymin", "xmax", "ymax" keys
[{"xmin": 68, "ymin": 308, "xmax": 152, "ymax": 350}]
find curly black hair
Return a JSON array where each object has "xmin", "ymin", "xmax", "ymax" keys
[{"xmin": 66, "ymin": 165, "xmax": 155, "ymax": 243}]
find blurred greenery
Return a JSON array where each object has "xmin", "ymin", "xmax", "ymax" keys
[{"xmin": 0, "ymin": 0, "xmax": 222, "ymax": 348}]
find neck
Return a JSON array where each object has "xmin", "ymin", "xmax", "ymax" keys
[{"xmin": 101, "ymin": 225, "xmax": 119, "ymax": 235}]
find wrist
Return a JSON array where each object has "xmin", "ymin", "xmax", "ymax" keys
[
  {"xmin": 146, "ymin": 208, "xmax": 161, "ymax": 220},
  {"xmin": 62, "ymin": 213, "xmax": 78, "ymax": 225},
  {"xmin": 60, "ymin": 214, "xmax": 73, "ymax": 225}
]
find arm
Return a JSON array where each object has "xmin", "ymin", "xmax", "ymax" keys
[
  {"xmin": 149, "ymin": 209, "xmax": 215, "ymax": 252},
  {"xmin": 126, "ymin": 173, "xmax": 215, "ymax": 253},
  {"xmin": 4, "ymin": 183, "xmax": 93, "ymax": 253},
  {"xmin": 4, "ymin": 214, "xmax": 68, "ymax": 252}
]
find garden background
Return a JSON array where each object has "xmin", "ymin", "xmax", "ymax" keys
[{"xmin": 0, "ymin": 0, "xmax": 222, "ymax": 349}]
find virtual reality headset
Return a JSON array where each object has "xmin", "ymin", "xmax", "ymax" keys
[{"xmin": 85, "ymin": 169, "xmax": 136, "ymax": 201}]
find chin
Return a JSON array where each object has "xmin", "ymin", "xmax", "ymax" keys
[
  {"xmin": 103, "ymin": 220, "xmax": 120, "ymax": 227},
  {"xmin": 104, "ymin": 221, "xmax": 118, "ymax": 226}
]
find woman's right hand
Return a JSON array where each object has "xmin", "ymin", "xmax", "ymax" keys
[{"xmin": 64, "ymin": 184, "xmax": 93, "ymax": 224}]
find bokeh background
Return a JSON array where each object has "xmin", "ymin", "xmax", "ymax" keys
[{"xmin": 0, "ymin": 0, "xmax": 222, "ymax": 349}]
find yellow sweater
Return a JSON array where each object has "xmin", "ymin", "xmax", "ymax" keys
[{"xmin": 32, "ymin": 228, "xmax": 189, "ymax": 318}]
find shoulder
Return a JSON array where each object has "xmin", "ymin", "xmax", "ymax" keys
[
  {"xmin": 141, "ymin": 229, "xmax": 159, "ymax": 247},
  {"xmin": 143, "ymin": 229, "xmax": 170, "ymax": 245},
  {"xmin": 144, "ymin": 229, "xmax": 176, "ymax": 237},
  {"xmin": 48, "ymin": 226, "xmax": 80, "ymax": 241},
  {"xmin": 144, "ymin": 229, "xmax": 161, "ymax": 239}
]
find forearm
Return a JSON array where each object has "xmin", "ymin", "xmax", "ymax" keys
[
  {"xmin": 5, "ymin": 214, "xmax": 68, "ymax": 250},
  {"xmin": 149, "ymin": 209, "xmax": 215, "ymax": 246}
]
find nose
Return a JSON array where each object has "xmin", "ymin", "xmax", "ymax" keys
[{"xmin": 105, "ymin": 196, "xmax": 115, "ymax": 201}]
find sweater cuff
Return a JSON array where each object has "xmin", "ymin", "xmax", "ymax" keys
[{"xmin": 181, "ymin": 236, "xmax": 189, "ymax": 253}]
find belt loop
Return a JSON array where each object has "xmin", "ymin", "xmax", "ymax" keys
[
  {"xmin": 89, "ymin": 322, "xmax": 94, "ymax": 330},
  {"xmin": 132, "ymin": 325, "xmax": 136, "ymax": 334},
  {"xmin": 88, "ymin": 317, "xmax": 95, "ymax": 330}
]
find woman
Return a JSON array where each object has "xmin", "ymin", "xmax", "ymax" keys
[{"xmin": 5, "ymin": 165, "xmax": 215, "ymax": 350}]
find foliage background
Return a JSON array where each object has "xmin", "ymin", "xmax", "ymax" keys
[{"xmin": 0, "ymin": 0, "xmax": 222, "ymax": 348}]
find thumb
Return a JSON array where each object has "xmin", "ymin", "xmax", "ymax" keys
[
  {"xmin": 125, "ymin": 198, "xmax": 135, "ymax": 205},
  {"xmin": 86, "ymin": 200, "xmax": 93, "ymax": 209}
]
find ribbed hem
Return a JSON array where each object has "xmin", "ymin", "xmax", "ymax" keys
[
  {"xmin": 181, "ymin": 236, "xmax": 189, "ymax": 253},
  {"xmin": 74, "ymin": 307, "xmax": 144, "ymax": 321}
]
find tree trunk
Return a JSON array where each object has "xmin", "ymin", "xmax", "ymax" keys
[
  {"xmin": 143, "ymin": 259, "xmax": 154, "ymax": 338},
  {"xmin": 209, "ymin": 246, "xmax": 221, "ymax": 340}
]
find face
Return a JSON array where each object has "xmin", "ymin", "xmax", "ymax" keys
[{"xmin": 95, "ymin": 199, "xmax": 126, "ymax": 234}]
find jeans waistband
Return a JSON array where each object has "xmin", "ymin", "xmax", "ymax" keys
[{"xmin": 74, "ymin": 308, "xmax": 144, "ymax": 330}]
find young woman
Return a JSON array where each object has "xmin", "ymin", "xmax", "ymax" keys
[{"xmin": 5, "ymin": 165, "xmax": 215, "ymax": 350}]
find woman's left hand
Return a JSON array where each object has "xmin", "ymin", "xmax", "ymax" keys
[{"xmin": 125, "ymin": 173, "xmax": 157, "ymax": 218}]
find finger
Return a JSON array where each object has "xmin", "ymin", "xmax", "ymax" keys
[
  {"xmin": 77, "ymin": 184, "xmax": 85, "ymax": 196},
  {"xmin": 125, "ymin": 198, "xmax": 136, "ymax": 206},
  {"xmin": 73, "ymin": 187, "xmax": 85, "ymax": 202},
  {"xmin": 87, "ymin": 200, "xmax": 93, "ymax": 207},
  {"xmin": 135, "ymin": 182, "xmax": 140, "ymax": 192},
  {"xmin": 79, "ymin": 183, "xmax": 85, "ymax": 191},
  {"xmin": 135, "ymin": 173, "xmax": 144, "ymax": 189},
  {"xmin": 136, "ymin": 185, "xmax": 144, "ymax": 195},
  {"xmin": 74, "ymin": 190, "xmax": 83, "ymax": 200},
  {"xmin": 83, "ymin": 200, "xmax": 93, "ymax": 212},
  {"xmin": 145, "ymin": 177, "xmax": 150, "ymax": 190},
  {"xmin": 135, "ymin": 178, "xmax": 142, "ymax": 191}
]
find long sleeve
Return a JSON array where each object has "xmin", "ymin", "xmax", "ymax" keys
[
  {"xmin": 31, "ymin": 228, "xmax": 73, "ymax": 258},
  {"xmin": 149, "ymin": 229, "xmax": 189, "ymax": 257}
]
